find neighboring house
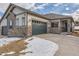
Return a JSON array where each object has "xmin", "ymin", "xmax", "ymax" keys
[
  {"xmin": 0, "ymin": 3, "xmax": 74, "ymax": 37},
  {"xmin": 74, "ymin": 21, "xmax": 79, "ymax": 31}
]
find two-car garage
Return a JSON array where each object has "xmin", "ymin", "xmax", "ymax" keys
[{"xmin": 32, "ymin": 20, "xmax": 47, "ymax": 35}]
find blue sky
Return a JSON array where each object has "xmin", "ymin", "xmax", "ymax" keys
[
  {"xmin": 34, "ymin": 3, "xmax": 79, "ymax": 14},
  {"xmin": 0, "ymin": 3, "xmax": 79, "ymax": 18}
]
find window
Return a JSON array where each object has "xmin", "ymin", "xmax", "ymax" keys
[
  {"xmin": 16, "ymin": 18, "xmax": 19, "ymax": 26},
  {"xmin": 9, "ymin": 20, "xmax": 13, "ymax": 29},
  {"xmin": 22, "ymin": 17, "xmax": 26, "ymax": 26},
  {"xmin": 10, "ymin": 20, "xmax": 12, "ymax": 26},
  {"xmin": 22, "ymin": 17, "xmax": 25, "ymax": 19},
  {"xmin": 51, "ymin": 22, "xmax": 58, "ymax": 27}
]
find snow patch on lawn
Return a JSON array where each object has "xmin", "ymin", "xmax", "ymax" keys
[
  {"xmin": 1, "ymin": 52, "xmax": 15, "ymax": 55},
  {"xmin": 25, "ymin": 37, "xmax": 59, "ymax": 56},
  {"xmin": 0, "ymin": 37, "xmax": 59, "ymax": 56}
]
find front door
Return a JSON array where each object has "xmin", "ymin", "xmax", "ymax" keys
[{"xmin": 61, "ymin": 20, "xmax": 68, "ymax": 32}]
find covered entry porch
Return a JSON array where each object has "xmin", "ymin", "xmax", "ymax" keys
[{"xmin": 50, "ymin": 18, "xmax": 73, "ymax": 34}]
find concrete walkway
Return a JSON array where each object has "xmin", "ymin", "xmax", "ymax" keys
[{"xmin": 36, "ymin": 34, "xmax": 79, "ymax": 56}]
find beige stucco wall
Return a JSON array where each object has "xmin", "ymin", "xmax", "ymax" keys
[
  {"xmin": 16, "ymin": 13, "xmax": 26, "ymax": 26},
  {"xmin": 27, "ymin": 13, "xmax": 51, "ymax": 36},
  {"xmin": 8, "ymin": 13, "xmax": 27, "ymax": 36}
]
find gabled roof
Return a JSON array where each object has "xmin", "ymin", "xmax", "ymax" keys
[
  {"xmin": 0, "ymin": 3, "xmax": 49, "ymax": 23},
  {"xmin": 0, "ymin": 3, "xmax": 74, "ymax": 23}
]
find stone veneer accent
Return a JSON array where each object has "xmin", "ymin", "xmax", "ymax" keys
[
  {"xmin": 47, "ymin": 21, "xmax": 51, "ymax": 33},
  {"xmin": 27, "ymin": 19, "xmax": 32, "ymax": 37}
]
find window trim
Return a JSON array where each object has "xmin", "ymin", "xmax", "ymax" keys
[
  {"xmin": 51, "ymin": 22, "xmax": 58, "ymax": 27},
  {"xmin": 16, "ymin": 18, "xmax": 19, "ymax": 27},
  {"xmin": 22, "ymin": 17, "xmax": 26, "ymax": 26}
]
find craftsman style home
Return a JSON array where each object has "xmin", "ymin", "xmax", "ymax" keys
[{"xmin": 0, "ymin": 3, "xmax": 74, "ymax": 37}]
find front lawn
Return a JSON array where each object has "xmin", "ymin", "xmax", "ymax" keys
[{"xmin": 0, "ymin": 37, "xmax": 58, "ymax": 56}]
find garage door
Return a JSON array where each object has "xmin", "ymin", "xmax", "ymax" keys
[{"xmin": 32, "ymin": 20, "xmax": 47, "ymax": 35}]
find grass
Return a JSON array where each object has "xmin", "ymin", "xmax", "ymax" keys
[{"xmin": 0, "ymin": 39, "xmax": 28, "ymax": 56}]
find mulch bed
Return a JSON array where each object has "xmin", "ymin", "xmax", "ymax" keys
[{"xmin": 71, "ymin": 31, "xmax": 79, "ymax": 37}]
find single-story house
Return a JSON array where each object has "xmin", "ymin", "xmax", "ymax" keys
[
  {"xmin": 0, "ymin": 3, "xmax": 74, "ymax": 37},
  {"xmin": 73, "ymin": 21, "xmax": 79, "ymax": 31}
]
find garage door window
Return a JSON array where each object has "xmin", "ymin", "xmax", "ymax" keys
[{"xmin": 32, "ymin": 20, "xmax": 46, "ymax": 24}]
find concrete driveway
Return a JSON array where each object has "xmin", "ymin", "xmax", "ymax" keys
[{"xmin": 36, "ymin": 34, "xmax": 79, "ymax": 56}]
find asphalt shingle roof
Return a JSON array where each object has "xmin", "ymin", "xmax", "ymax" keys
[
  {"xmin": 43, "ymin": 13, "xmax": 72, "ymax": 20},
  {"xmin": 0, "ymin": 3, "xmax": 73, "ymax": 23}
]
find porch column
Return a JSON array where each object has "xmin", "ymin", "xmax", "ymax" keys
[
  {"xmin": 27, "ymin": 14, "xmax": 32, "ymax": 37},
  {"xmin": 47, "ymin": 20, "xmax": 51, "ymax": 33},
  {"xmin": 10, "ymin": 12, "xmax": 16, "ymax": 28},
  {"xmin": 67, "ymin": 19, "xmax": 71, "ymax": 33},
  {"xmin": 7, "ymin": 19, "xmax": 10, "ymax": 35},
  {"xmin": 58, "ymin": 20, "xmax": 61, "ymax": 33},
  {"xmin": 72, "ymin": 22, "xmax": 74, "ymax": 32}
]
